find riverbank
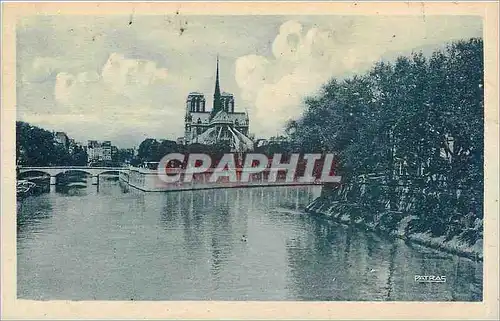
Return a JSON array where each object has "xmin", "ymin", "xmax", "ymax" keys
[
  {"xmin": 305, "ymin": 193, "xmax": 483, "ymax": 262},
  {"xmin": 119, "ymin": 166, "xmax": 326, "ymax": 192}
]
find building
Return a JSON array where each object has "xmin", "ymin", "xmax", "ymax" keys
[
  {"xmin": 68, "ymin": 138, "xmax": 83, "ymax": 154},
  {"xmin": 87, "ymin": 140, "xmax": 113, "ymax": 165},
  {"xmin": 87, "ymin": 140, "xmax": 99, "ymax": 163},
  {"xmin": 54, "ymin": 132, "xmax": 69, "ymax": 150},
  {"xmin": 111, "ymin": 145, "xmax": 119, "ymax": 161},
  {"xmin": 68, "ymin": 139, "xmax": 76, "ymax": 154},
  {"xmin": 102, "ymin": 141, "xmax": 112, "ymax": 161},
  {"xmin": 182, "ymin": 57, "xmax": 253, "ymax": 152}
]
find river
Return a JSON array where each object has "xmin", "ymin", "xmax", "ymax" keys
[{"xmin": 17, "ymin": 178, "xmax": 483, "ymax": 301}]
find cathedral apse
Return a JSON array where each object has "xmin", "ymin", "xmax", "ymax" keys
[{"xmin": 182, "ymin": 57, "xmax": 253, "ymax": 152}]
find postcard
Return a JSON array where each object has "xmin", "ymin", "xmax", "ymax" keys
[{"xmin": 1, "ymin": 1, "xmax": 498, "ymax": 319}]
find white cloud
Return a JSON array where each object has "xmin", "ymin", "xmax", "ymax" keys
[
  {"xmin": 22, "ymin": 57, "xmax": 60, "ymax": 83},
  {"xmin": 22, "ymin": 52, "xmax": 184, "ymax": 146},
  {"xmin": 52, "ymin": 52, "xmax": 171, "ymax": 110},
  {"xmin": 235, "ymin": 16, "xmax": 482, "ymax": 137},
  {"xmin": 101, "ymin": 53, "xmax": 169, "ymax": 93},
  {"xmin": 16, "ymin": 15, "xmax": 279, "ymax": 147}
]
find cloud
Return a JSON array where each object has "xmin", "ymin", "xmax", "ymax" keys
[
  {"xmin": 19, "ymin": 52, "xmax": 185, "ymax": 146},
  {"xmin": 16, "ymin": 15, "xmax": 482, "ymax": 147},
  {"xmin": 101, "ymin": 53, "xmax": 168, "ymax": 93},
  {"xmin": 16, "ymin": 15, "xmax": 282, "ymax": 147},
  {"xmin": 21, "ymin": 57, "xmax": 61, "ymax": 83},
  {"xmin": 235, "ymin": 16, "xmax": 482, "ymax": 137},
  {"xmin": 52, "ymin": 52, "xmax": 172, "ymax": 110}
]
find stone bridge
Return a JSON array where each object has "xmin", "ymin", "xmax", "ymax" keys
[{"xmin": 17, "ymin": 166, "xmax": 128, "ymax": 185}]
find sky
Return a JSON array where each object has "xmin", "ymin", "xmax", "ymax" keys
[{"xmin": 16, "ymin": 14, "xmax": 482, "ymax": 148}]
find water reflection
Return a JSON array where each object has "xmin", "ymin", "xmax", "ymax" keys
[
  {"xmin": 286, "ymin": 216, "xmax": 483, "ymax": 301},
  {"xmin": 17, "ymin": 181, "xmax": 482, "ymax": 301},
  {"xmin": 17, "ymin": 195, "xmax": 54, "ymax": 237}
]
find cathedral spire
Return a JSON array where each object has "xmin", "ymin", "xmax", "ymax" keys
[
  {"xmin": 215, "ymin": 55, "xmax": 220, "ymax": 95},
  {"xmin": 211, "ymin": 55, "xmax": 222, "ymax": 118}
]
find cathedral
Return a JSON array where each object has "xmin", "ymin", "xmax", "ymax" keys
[{"xmin": 182, "ymin": 57, "xmax": 253, "ymax": 152}]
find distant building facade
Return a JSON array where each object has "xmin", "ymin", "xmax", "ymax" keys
[
  {"xmin": 181, "ymin": 57, "xmax": 253, "ymax": 152},
  {"xmin": 68, "ymin": 138, "xmax": 83, "ymax": 154},
  {"xmin": 87, "ymin": 140, "xmax": 113, "ymax": 165}
]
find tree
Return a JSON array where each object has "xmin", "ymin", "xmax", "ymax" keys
[
  {"xmin": 114, "ymin": 148, "xmax": 135, "ymax": 165},
  {"xmin": 157, "ymin": 140, "xmax": 180, "ymax": 160},
  {"xmin": 71, "ymin": 146, "xmax": 88, "ymax": 166},
  {"xmin": 16, "ymin": 121, "xmax": 73, "ymax": 166},
  {"xmin": 137, "ymin": 138, "xmax": 159, "ymax": 163},
  {"xmin": 288, "ymin": 38, "xmax": 484, "ymax": 242}
]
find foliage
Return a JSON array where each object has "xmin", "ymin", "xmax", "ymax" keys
[
  {"xmin": 290, "ymin": 38, "xmax": 484, "ymax": 243},
  {"xmin": 113, "ymin": 148, "xmax": 135, "ymax": 165},
  {"xmin": 134, "ymin": 138, "xmax": 233, "ymax": 164},
  {"xmin": 16, "ymin": 121, "xmax": 87, "ymax": 166}
]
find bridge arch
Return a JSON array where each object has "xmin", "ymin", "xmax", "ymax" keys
[
  {"xmin": 18, "ymin": 170, "xmax": 51, "ymax": 178},
  {"xmin": 17, "ymin": 166, "xmax": 128, "ymax": 186},
  {"xmin": 55, "ymin": 169, "xmax": 93, "ymax": 177},
  {"xmin": 98, "ymin": 170, "xmax": 121, "ymax": 176}
]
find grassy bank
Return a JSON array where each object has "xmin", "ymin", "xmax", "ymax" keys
[{"xmin": 305, "ymin": 196, "xmax": 483, "ymax": 261}]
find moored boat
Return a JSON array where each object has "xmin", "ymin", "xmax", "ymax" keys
[{"xmin": 17, "ymin": 180, "xmax": 37, "ymax": 198}]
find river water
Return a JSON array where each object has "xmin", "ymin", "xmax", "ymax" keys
[{"xmin": 17, "ymin": 178, "xmax": 482, "ymax": 301}]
